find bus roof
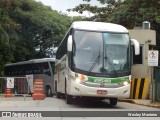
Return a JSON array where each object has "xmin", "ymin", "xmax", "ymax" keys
[
  {"xmin": 57, "ymin": 21, "xmax": 129, "ymax": 51},
  {"xmin": 71, "ymin": 21, "xmax": 128, "ymax": 33},
  {"xmin": 5, "ymin": 58, "xmax": 56, "ymax": 67}
]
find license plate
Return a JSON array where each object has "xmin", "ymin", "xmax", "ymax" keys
[{"xmin": 97, "ymin": 90, "xmax": 107, "ymax": 94}]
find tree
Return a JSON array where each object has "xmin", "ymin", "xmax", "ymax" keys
[
  {"xmin": 0, "ymin": 0, "xmax": 72, "ymax": 76},
  {"xmin": 0, "ymin": 0, "xmax": 72, "ymax": 61},
  {"xmin": 0, "ymin": 24, "xmax": 10, "ymax": 76},
  {"xmin": 69, "ymin": 0, "xmax": 123, "ymax": 22},
  {"xmin": 8, "ymin": 0, "xmax": 72, "ymax": 60},
  {"xmin": 70, "ymin": 0, "xmax": 160, "ymax": 59},
  {"xmin": 70, "ymin": 0, "xmax": 160, "ymax": 26}
]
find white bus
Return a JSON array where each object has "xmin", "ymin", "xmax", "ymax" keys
[
  {"xmin": 4, "ymin": 58, "xmax": 56, "ymax": 97},
  {"xmin": 54, "ymin": 21, "xmax": 140, "ymax": 105}
]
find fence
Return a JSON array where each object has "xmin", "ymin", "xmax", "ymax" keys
[
  {"xmin": 0, "ymin": 77, "xmax": 30, "ymax": 97},
  {"xmin": 154, "ymin": 67, "xmax": 160, "ymax": 101}
]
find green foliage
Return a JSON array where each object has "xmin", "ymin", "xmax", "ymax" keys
[
  {"xmin": 71, "ymin": 0, "xmax": 160, "ymax": 61},
  {"xmin": 8, "ymin": 0, "xmax": 72, "ymax": 60},
  {"xmin": 0, "ymin": 0, "xmax": 72, "ymax": 76},
  {"xmin": 70, "ymin": 0, "xmax": 160, "ymax": 26},
  {"xmin": 0, "ymin": 24, "xmax": 9, "ymax": 47}
]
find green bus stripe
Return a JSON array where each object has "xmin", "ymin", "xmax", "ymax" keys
[{"xmin": 87, "ymin": 76, "xmax": 129, "ymax": 83}]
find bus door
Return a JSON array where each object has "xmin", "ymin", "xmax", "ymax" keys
[
  {"xmin": 48, "ymin": 61, "xmax": 55, "ymax": 94},
  {"xmin": 26, "ymin": 75, "xmax": 34, "ymax": 93}
]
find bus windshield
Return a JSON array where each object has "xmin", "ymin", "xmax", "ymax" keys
[{"xmin": 72, "ymin": 30, "xmax": 130, "ymax": 76}]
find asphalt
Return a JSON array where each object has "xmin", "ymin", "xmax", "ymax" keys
[
  {"xmin": 1, "ymin": 94, "xmax": 160, "ymax": 108},
  {"xmin": 118, "ymin": 98, "xmax": 160, "ymax": 108}
]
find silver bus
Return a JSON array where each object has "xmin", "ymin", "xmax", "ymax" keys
[
  {"xmin": 4, "ymin": 58, "xmax": 56, "ymax": 97},
  {"xmin": 54, "ymin": 21, "xmax": 140, "ymax": 105}
]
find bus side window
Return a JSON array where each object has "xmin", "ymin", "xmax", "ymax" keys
[
  {"xmin": 50, "ymin": 62, "xmax": 55, "ymax": 74},
  {"xmin": 43, "ymin": 63, "xmax": 51, "ymax": 76},
  {"xmin": 26, "ymin": 64, "xmax": 32, "ymax": 74},
  {"xmin": 33, "ymin": 63, "xmax": 41, "ymax": 74}
]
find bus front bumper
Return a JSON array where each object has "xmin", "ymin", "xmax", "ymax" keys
[{"xmin": 69, "ymin": 81, "xmax": 130, "ymax": 98}]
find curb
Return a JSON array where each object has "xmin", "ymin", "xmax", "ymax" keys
[
  {"xmin": 135, "ymin": 102, "xmax": 160, "ymax": 108},
  {"xmin": 118, "ymin": 99, "xmax": 160, "ymax": 108},
  {"xmin": 118, "ymin": 99, "xmax": 136, "ymax": 104}
]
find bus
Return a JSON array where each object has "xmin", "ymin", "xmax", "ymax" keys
[
  {"xmin": 4, "ymin": 58, "xmax": 56, "ymax": 97},
  {"xmin": 54, "ymin": 21, "xmax": 140, "ymax": 105}
]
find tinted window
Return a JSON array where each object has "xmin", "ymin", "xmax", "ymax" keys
[
  {"xmin": 133, "ymin": 45, "xmax": 143, "ymax": 64},
  {"xmin": 4, "ymin": 62, "xmax": 51, "ymax": 76}
]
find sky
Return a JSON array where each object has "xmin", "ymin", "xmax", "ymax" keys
[{"xmin": 35, "ymin": 0, "xmax": 105, "ymax": 17}]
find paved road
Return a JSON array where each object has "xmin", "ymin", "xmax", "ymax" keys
[
  {"xmin": 0, "ymin": 96, "xmax": 159, "ymax": 110},
  {"xmin": 0, "ymin": 96, "xmax": 159, "ymax": 120}
]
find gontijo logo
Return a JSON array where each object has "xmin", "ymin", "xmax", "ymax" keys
[
  {"xmin": 94, "ymin": 78, "xmax": 111, "ymax": 83},
  {"xmin": 87, "ymin": 76, "xmax": 130, "ymax": 83}
]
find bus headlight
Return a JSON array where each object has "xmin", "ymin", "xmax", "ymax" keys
[
  {"xmin": 119, "ymin": 80, "xmax": 130, "ymax": 86},
  {"xmin": 123, "ymin": 81, "xmax": 129, "ymax": 86},
  {"xmin": 75, "ymin": 78, "xmax": 81, "ymax": 83},
  {"xmin": 73, "ymin": 74, "xmax": 87, "ymax": 83}
]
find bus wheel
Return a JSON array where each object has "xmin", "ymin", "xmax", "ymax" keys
[
  {"xmin": 65, "ymin": 80, "xmax": 72, "ymax": 104},
  {"xmin": 109, "ymin": 98, "xmax": 117, "ymax": 106},
  {"xmin": 55, "ymin": 84, "xmax": 61, "ymax": 99},
  {"xmin": 56, "ymin": 92, "xmax": 62, "ymax": 99},
  {"xmin": 66, "ymin": 93, "xmax": 72, "ymax": 104},
  {"xmin": 46, "ymin": 87, "xmax": 53, "ymax": 97}
]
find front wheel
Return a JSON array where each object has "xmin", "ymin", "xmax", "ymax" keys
[
  {"xmin": 56, "ymin": 92, "xmax": 62, "ymax": 99},
  {"xmin": 65, "ymin": 80, "xmax": 72, "ymax": 104},
  {"xmin": 55, "ymin": 81, "xmax": 61, "ymax": 99},
  {"xmin": 109, "ymin": 98, "xmax": 117, "ymax": 106},
  {"xmin": 66, "ymin": 93, "xmax": 73, "ymax": 104}
]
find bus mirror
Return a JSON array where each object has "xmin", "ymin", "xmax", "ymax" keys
[
  {"xmin": 131, "ymin": 39, "xmax": 140, "ymax": 55},
  {"xmin": 67, "ymin": 35, "xmax": 73, "ymax": 52}
]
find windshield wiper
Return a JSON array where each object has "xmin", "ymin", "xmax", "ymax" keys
[
  {"xmin": 88, "ymin": 51, "xmax": 100, "ymax": 72},
  {"xmin": 104, "ymin": 55, "xmax": 118, "ymax": 76}
]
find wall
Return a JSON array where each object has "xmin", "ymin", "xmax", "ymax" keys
[
  {"xmin": 129, "ymin": 29, "xmax": 156, "ymax": 78},
  {"xmin": 129, "ymin": 29, "xmax": 156, "ymax": 99}
]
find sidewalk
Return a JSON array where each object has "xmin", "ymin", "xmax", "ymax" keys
[{"xmin": 118, "ymin": 99, "xmax": 160, "ymax": 108}]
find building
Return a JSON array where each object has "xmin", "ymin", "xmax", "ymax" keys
[{"xmin": 129, "ymin": 22, "xmax": 157, "ymax": 100}]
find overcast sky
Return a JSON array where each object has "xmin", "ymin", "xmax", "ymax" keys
[{"xmin": 35, "ymin": 0, "xmax": 104, "ymax": 17}]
